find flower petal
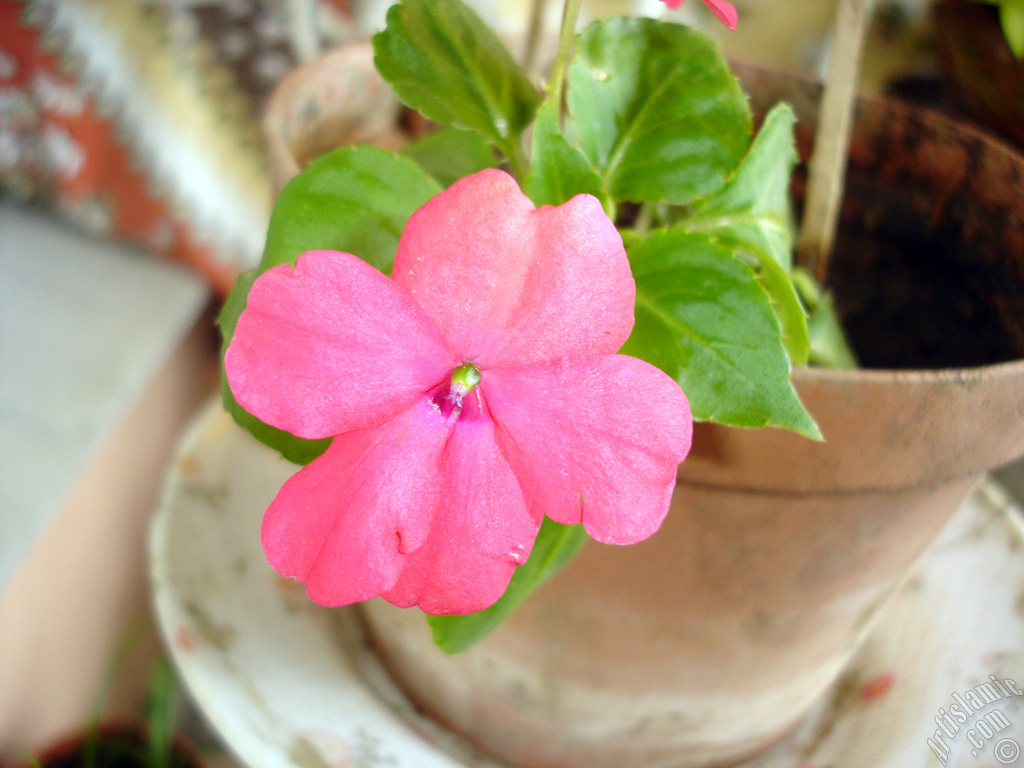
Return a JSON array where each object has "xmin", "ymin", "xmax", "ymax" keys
[
  {"xmin": 383, "ymin": 393, "xmax": 540, "ymax": 614},
  {"xmin": 261, "ymin": 397, "xmax": 452, "ymax": 607},
  {"xmin": 701, "ymin": 0, "xmax": 737, "ymax": 29},
  {"xmin": 391, "ymin": 169, "xmax": 635, "ymax": 368},
  {"xmin": 482, "ymin": 356, "xmax": 692, "ymax": 545},
  {"xmin": 226, "ymin": 250, "xmax": 457, "ymax": 440}
]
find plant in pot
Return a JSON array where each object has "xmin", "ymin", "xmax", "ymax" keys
[
  {"xmin": 19, "ymin": 653, "xmax": 202, "ymax": 768},
  {"xmin": 216, "ymin": 0, "xmax": 1024, "ymax": 765}
]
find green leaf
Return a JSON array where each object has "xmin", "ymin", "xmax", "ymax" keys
[
  {"xmin": 524, "ymin": 101, "xmax": 607, "ymax": 208},
  {"xmin": 144, "ymin": 656, "xmax": 180, "ymax": 768},
  {"xmin": 219, "ymin": 146, "xmax": 442, "ymax": 464},
  {"xmin": 792, "ymin": 267, "xmax": 859, "ymax": 370},
  {"xmin": 261, "ymin": 146, "xmax": 442, "ymax": 275},
  {"xmin": 686, "ymin": 103, "xmax": 798, "ymax": 270},
  {"xmin": 754, "ymin": 258, "xmax": 809, "ymax": 366},
  {"xmin": 1001, "ymin": 0, "xmax": 1024, "ymax": 58},
  {"xmin": 402, "ymin": 127, "xmax": 498, "ymax": 188},
  {"xmin": 807, "ymin": 291, "xmax": 859, "ymax": 370},
  {"xmin": 681, "ymin": 103, "xmax": 809, "ymax": 365},
  {"xmin": 621, "ymin": 230, "xmax": 820, "ymax": 439},
  {"xmin": 372, "ymin": 0, "xmax": 541, "ymax": 161},
  {"xmin": 428, "ymin": 517, "xmax": 587, "ymax": 654},
  {"xmin": 566, "ymin": 18, "xmax": 750, "ymax": 206}
]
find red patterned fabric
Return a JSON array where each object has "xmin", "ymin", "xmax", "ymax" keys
[{"xmin": 0, "ymin": 0, "xmax": 354, "ymax": 294}]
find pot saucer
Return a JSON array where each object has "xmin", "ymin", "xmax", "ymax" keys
[{"xmin": 150, "ymin": 401, "xmax": 1024, "ymax": 768}]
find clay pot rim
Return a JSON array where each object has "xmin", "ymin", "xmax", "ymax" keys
[
  {"xmin": 262, "ymin": 41, "xmax": 378, "ymax": 185},
  {"xmin": 795, "ymin": 355, "xmax": 1024, "ymax": 386},
  {"xmin": 263, "ymin": 40, "xmax": 375, "ymax": 120}
]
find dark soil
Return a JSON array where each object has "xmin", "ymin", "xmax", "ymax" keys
[
  {"xmin": 827, "ymin": 175, "xmax": 1024, "ymax": 369},
  {"xmin": 737, "ymin": 61, "xmax": 1024, "ymax": 372},
  {"xmin": 794, "ymin": 133, "xmax": 1024, "ymax": 371}
]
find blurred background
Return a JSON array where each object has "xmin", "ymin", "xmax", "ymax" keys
[{"xmin": 0, "ymin": 0, "xmax": 1021, "ymax": 764}]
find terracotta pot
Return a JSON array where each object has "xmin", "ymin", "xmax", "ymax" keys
[
  {"xmin": 19, "ymin": 722, "xmax": 205, "ymax": 768},
  {"xmin": 351, "ymin": 71, "xmax": 1024, "ymax": 767},
  {"xmin": 262, "ymin": 42, "xmax": 408, "ymax": 192},
  {"xmin": 933, "ymin": 0, "xmax": 1024, "ymax": 149},
  {"xmin": 259, "ymin": 47, "xmax": 1024, "ymax": 768}
]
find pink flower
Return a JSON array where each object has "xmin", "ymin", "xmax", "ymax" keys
[
  {"xmin": 225, "ymin": 169, "xmax": 692, "ymax": 615},
  {"xmin": 661, "ymin": 0, "xmax": 738, "ymax": 30}
]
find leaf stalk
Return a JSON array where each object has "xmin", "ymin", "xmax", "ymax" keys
[{"xmin": 547, "ymin": 0, "xmax": 584, "ymax": 119}]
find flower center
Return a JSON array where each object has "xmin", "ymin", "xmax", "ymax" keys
[
  {"xmin": 430, "ymin": 363, "xmax": 482, "ymax": 417},
  {"xmin": 450, "ymin": 363, "xmax": 482, "ymax": 399}
]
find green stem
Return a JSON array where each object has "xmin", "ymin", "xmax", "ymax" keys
[
  {"xmin": 547, "ymin": 0, "xmax": 584, "ymax": 118},
  {"xmin": 634, "ymin": 203, "xmax": 655, "ymax": 234},
  {"xmin": 505, "ymin": 138, "xmax": 529, "ymax": 181},
  {"xmin": 85, "ymin": 618, "xmax": 151, "ymax": 768}
]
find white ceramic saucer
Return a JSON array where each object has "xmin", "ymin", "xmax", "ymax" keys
[{"xmin": 150, "ymin": 400, "xmax": 1024, "ymax": 768}]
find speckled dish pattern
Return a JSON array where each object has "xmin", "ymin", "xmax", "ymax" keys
[{"xmin": 150, "ymin": 399, "xmax": 1024, "ymax": 768}]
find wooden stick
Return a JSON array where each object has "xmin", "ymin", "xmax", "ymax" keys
[{"xmin": 797, "ymin": 0, "xmax": 874, "ymax": 284}]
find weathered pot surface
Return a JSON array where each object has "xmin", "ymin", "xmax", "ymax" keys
[
  {"xmin": 262, "ymin": 42, "xmax": 407, "ymax": 192},
  {"xmin": 355, "ymin": 69, "xmax": 1024, "ymax": 768}
]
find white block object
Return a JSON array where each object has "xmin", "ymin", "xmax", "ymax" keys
[{"xmin": 0, "ymin": 201, "xmax": 209, "ymax": 592}]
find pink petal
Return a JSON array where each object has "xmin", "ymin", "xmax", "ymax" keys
[
  {"xmin": 226, "ymin": 250, "xmax": 458, "ymax": 439},
  {"xmin": 701, "ymin": 0, "xmax": 737, "ymax": 29},
  {"xmin": 383, "ymin": 393, "xmax": 540, "ymax": 614},
  {"xmin": 482, "ymin": 356, "xmax": 692, "ymax": 545},
  {"xmin": 261, "ymin": 397, "xmax": 452, "ymax": 607},
  {"xmin": 391, "ymin": 169, "xmax": 635, "ymax": 369},
  {"xmin": 661, "ymin": 0, "xmax": 684, "ymax": 8},
  {"xmin": 261, "ymin": 391, "xmax": 538, "ymax": 614}
]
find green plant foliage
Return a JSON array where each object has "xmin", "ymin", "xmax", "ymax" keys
[
  {"xmin": 428, "ymin": 517, "xmax": 587, "ymax": 653},
  {"xmin": 1000, "ymin": 0, "xmax": 1024, "ymax": 58},
  {"xmin": 144, "ymin": 658, "xmax": 180, "ymax": 768},
  {"xmin": 792, "ymin": 267, "xmax": 859, "ymax": 369},
  {"xmin": 621, "ymin": 230, "xmax": 821, "ymax": 439},
  {"xmin": 259, "ymin": 147, "xmax": 441, "ymax": 276},
  {"xmin": 402, "ymin": 127, "xmax": 499, "ymax": 188},
  {"xmin": 679, "ymin": 103, "xmax": 809, "ymax": 365},
  {"xmin": 221, "ymin": 0, "xmax": 827, "ymax": 653},
  {"xmin": 566, "ymin": 18, "xmax": 751, "ymax": 206},
  {"xmin": 525, "ymin": 101, "xmax": 608, "ymax": 208},
  {"xmin": 218, "ymin": 146, "xmax": 441, "ymax": 464},
  {"xmin": 372, "ymin": 0, "xmax": 542, "ymax": 163}
]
